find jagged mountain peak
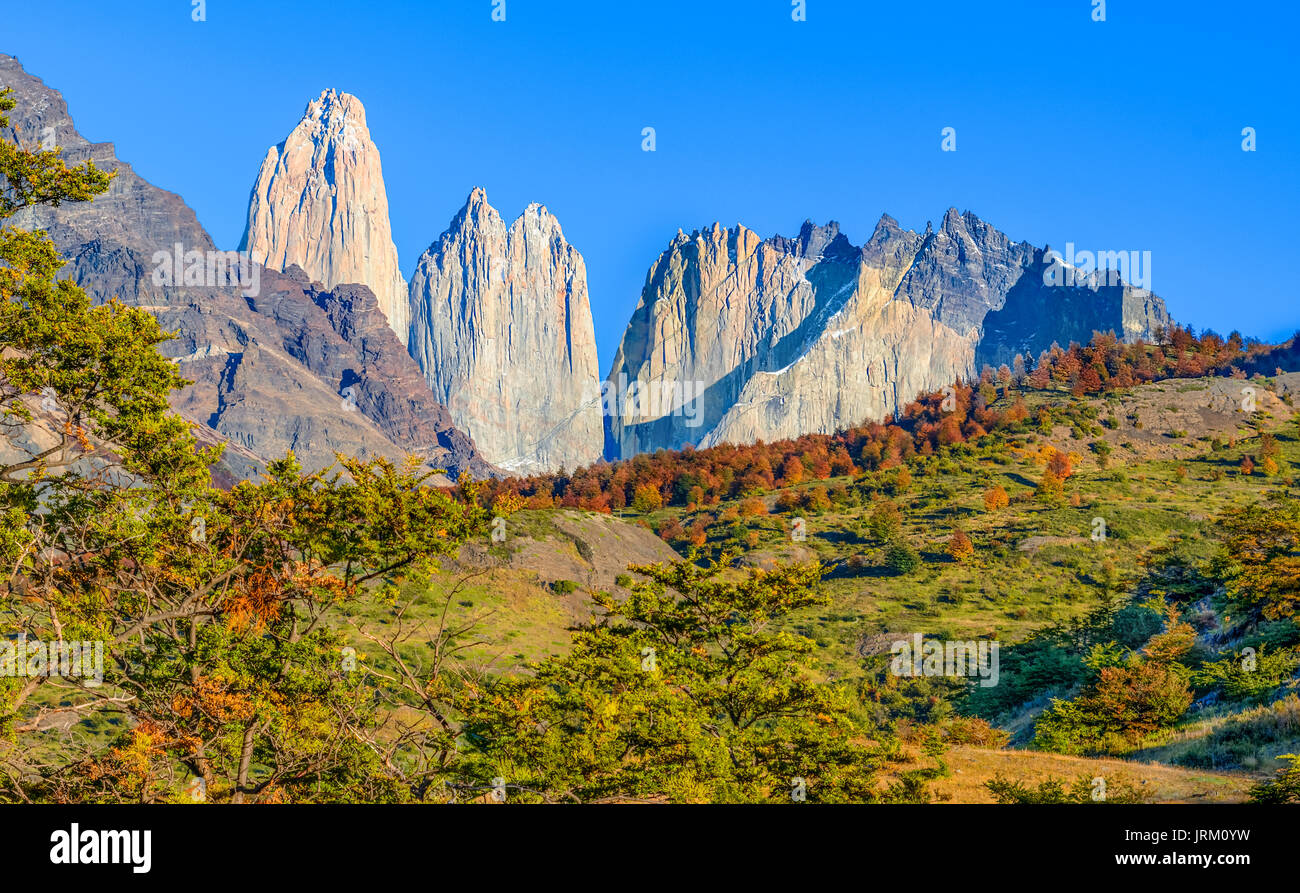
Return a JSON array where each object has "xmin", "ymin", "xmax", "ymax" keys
[
  {"xmin": 658, "ymin": 219, "xmax": 856, "ymax": 265},
  {"xmin": 307, "ymin": 87, "xmax": 364, "ymax": 118},
  {"xmin": 463, "ymin": 184, "xmax": 493, "ymax": 210},
  {"xmin": 445, "ymin": 188, "xmax": 568, "ymax": 242},
  {"xmin": 0, "ymin": 53, "xmax": 213, "ymax": 253},
  {"xmin": 446, "ymin": 186, "xmax": 504, "ymax": 234},
  {"xmin": 875, "ymin": 211, "xmax": 901, "ymax": 229},
  {"xmin": 519, "ymin": 200, "xmax": 561, "ymax": 228},
  {"xmin": 607, "ymin": 207, "xmax": 1173, "ymax": 457},
  {"xmin": 407, "ymin": 191, "xmax": 602, "ymax": 474},
  {"xmin": 787, "ymin": 219, "xmax": 853, "ymax": 260},
  {"xmin": 240, "ymin": 89, "xmax": 409, "ymax": 343}
]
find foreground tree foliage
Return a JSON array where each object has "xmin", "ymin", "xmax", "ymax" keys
[
  {"xmin": 26, "ymin": 456, "xmax": 494, "ymax": 803},
  {"xmin": 454, "ymin": 557, "xmax": 912, "ymax": 803}
]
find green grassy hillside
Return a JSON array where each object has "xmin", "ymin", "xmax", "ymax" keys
[{"xmin": 394, "ymin": 372, "xmax": 1300, "ymax": 801}]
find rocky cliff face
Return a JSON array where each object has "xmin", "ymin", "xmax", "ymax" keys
[
  {"xmin": 240, "ymin": 89, "xmax": 409, "ymax": 342},
  {"xmin": 1, "ymin": 59, "xmax": 212, "ymax": 255},
  {"xmin": 974, "ymin": 258, "xmax": 1170, "ymax": 371},
  {"xmin": 407, "ymin": 189, "xmax": 603, "ymax": 474},
  {"xmin": 0, "ymin": 55, "xmax": 490, "ymax": 480},
  {"xmin": 606, "ymin": 208, "xmax": 1172, "ymax": 455}
]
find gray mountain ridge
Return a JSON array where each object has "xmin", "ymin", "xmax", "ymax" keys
[{"xmin": 604, "ymin": 209, "xmax": 1171, "ymax": 457}]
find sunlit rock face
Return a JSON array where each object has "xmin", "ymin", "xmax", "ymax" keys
[
  {"xmin": 606, "ymin": 209, "xmax": 1171, "ymax": 456},
  {"xmin": 241, "ymin": 89, "xmax": 410, "ymax": 343},
  {"xmin": 407, "ymin": 189, "xmax": 604, "ymax": 474}
]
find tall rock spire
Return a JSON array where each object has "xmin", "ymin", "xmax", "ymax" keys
[
  {"xmin": 240, "ymin": 89, "xmax": 409, "ymax": 342},
  {"xmin": 407, "ymin": 188, "xmax": 604, "ymax": 474}
]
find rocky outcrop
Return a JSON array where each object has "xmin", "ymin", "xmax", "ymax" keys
[
  {"xmin": 407, "ymin": 189, "xmax": 603, "ymax": 474},
  {"xmin": 0, "ymin": 55, "xmax": 490, "ymax": 480},
  {"xmin": 606, "ymin": 209, "xmax": 1172, "ymax": 456},
  {"xmin": 1, "ymin": 58, "xmax": 212, "ymax": 255},
  {"xmin": 186, "ymin": 265, "xmax": 491, "ymax": 479},
  {"xmin": 240, "ymin": 89, "xmax": 409, "ymax": 342}
]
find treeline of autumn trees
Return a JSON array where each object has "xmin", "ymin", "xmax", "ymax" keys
[{"xmin": 479, "ymin": 326, "xmax": 1286, "ymax": 514}]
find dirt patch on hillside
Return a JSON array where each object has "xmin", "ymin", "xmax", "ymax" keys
[
  {"xmin": 456, "ymin": 510, "xmax": 679, "ymax": 594},
  {"xmin": 1046, "ymin": 376, "xmax": 1296, "ymax": 463},
  {"xmin": 736, "ymin": 545, "xmax": 818, "ymax": 570}
]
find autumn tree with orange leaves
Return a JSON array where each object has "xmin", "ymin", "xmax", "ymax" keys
[
  {"xmin": 947, "ymin": 529, "xmax": 975, "ymax": 562},
  {"xmin": 983, "ymin": 485, "xmax": 1009, "ymax": 512}
]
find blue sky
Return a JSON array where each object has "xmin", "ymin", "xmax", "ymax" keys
[{"xmin": 5, "ymin": 0, "xmax": 1297, "ymax": 365}]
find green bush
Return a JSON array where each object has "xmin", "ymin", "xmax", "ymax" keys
[
  {"xmin": 883, "ymin": 541, "xmax": 921, "ymax": 576},
  {"xmin": 1249, "ymin": 754, "xmax": 1300, "ymax": 803},
  {"xmin": 866, "ymin": 501, "xmax": 903, "ymax": 542},
  {"xmin": 1033, "ymin": 660, "xmax": 1192, "ymax": 755},
  {"xmin": 1193, "ymin": 646, "xmax": 1300, "ymax": 704},
  {"xmin": 985, "ymin": 773, "xmax": 1147, "ymax": 804},
  {"xmin": 1111, "ymin": 601, "xmax": 1165, "ymax": 650}
]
